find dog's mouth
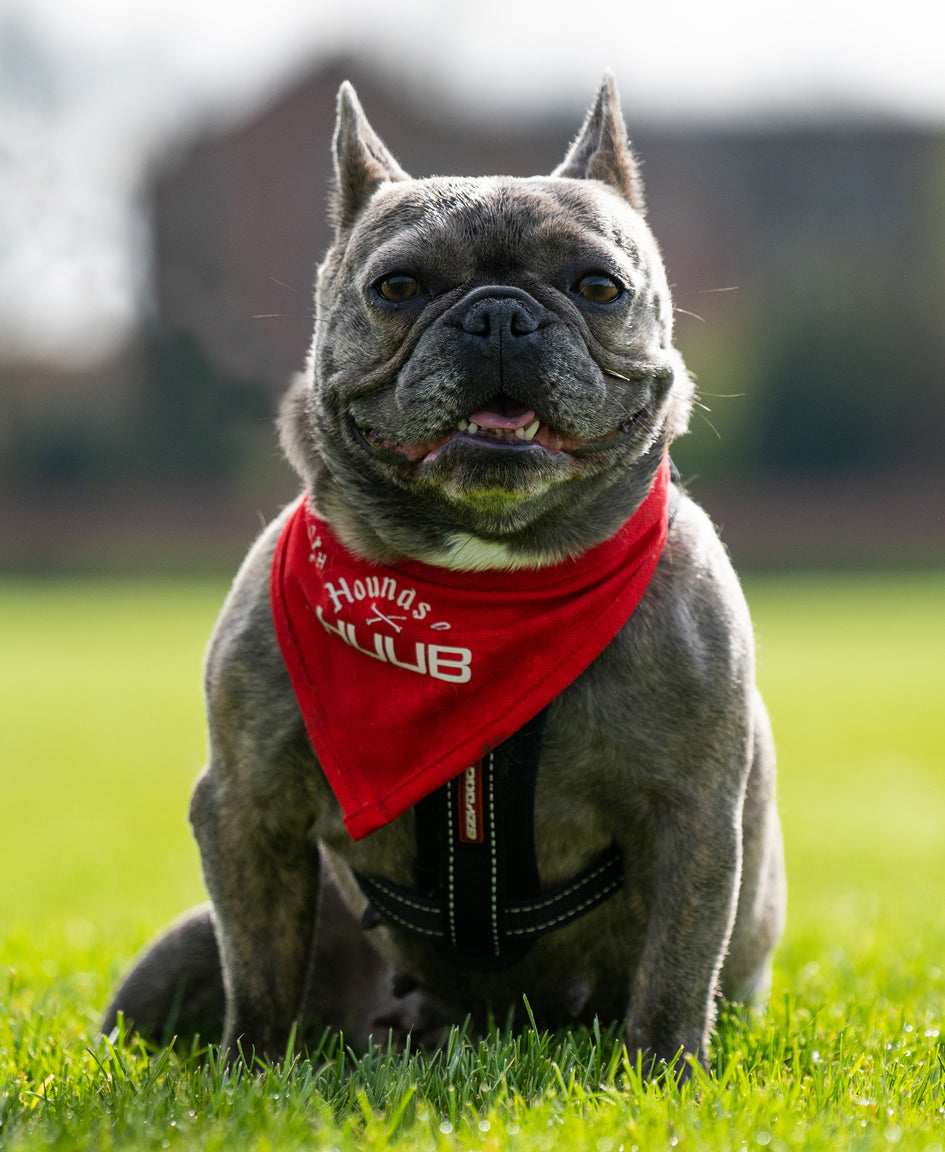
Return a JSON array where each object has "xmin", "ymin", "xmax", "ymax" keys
[{"xmin": 353, "ymin": 396, "xmax": 646, "ymax": 465}]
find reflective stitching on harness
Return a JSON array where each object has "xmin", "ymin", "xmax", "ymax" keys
[
  {"xmin": 487, "ymin": 754, "xmax": 499, "ymax": 957},
  {"xmin": 361, "ymin": 875, "xmax": 437, "ymax": 915},
  {"xmin": 509, "ymin": 856, "xmax": 617, "ymax": 914},
  {"xmin": 367, "ymin": 903, "xmax": 442, "ymax": 938},
  {"xmin": 446, "ymin": 780, "xmax": 458, "ymax": 948},
  {"xmin": 505, "ymin": 876, "xmax": 623, "ymax": 936},
  {"xmin": 357, "ymin": 854, "xmax": 623, "ymax": 947}
]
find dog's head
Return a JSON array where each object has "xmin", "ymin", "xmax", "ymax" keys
[{"xmin": 281, "ymin": 74, "xmax": 692, "ymax": 569}]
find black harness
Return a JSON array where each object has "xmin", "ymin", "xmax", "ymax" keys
[
  {"xmin": 355, "ymin": 708, "xmax": 624, "ymax": 969},
  {"xmin": 354, "ymin": 470, "xmax": 681, "ymax": 970}
]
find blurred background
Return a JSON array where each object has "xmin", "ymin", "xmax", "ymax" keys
[{"xmin": 2, "ymin": 0, "xmax": 944, "ymax": 573}]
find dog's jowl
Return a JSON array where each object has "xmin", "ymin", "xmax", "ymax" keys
[{"xmin": 104, "ymin": 74, "xmax": 786, "ymax": 1075}]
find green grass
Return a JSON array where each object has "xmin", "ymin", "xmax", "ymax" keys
[{"xmin": 1, "ymin": 573, "xmax": 944, "ymax": 1149}]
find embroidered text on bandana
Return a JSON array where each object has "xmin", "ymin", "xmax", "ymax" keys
[{"xmin": 271, "ymin": 454, "xmax": 670, "ymax": 840}]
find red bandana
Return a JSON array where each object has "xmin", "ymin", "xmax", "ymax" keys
[{"xmin": 271, "ymin": 454, "xmax": 670, "ymax": 840}]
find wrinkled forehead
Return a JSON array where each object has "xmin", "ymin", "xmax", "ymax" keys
[{"xmin": 343, "ymin": 175, "xmax": 653, "ymax": 279}]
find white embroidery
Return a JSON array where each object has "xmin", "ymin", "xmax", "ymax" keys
[
  {"xmin": 323, "ymin": 575, "xmax": 432, "ymax": 622},
  {"xmin": 316, "ymin": 607, "xmax": 472, "ymax": 683},
  {"xmin": 365, "ymin": 603, "xmax": 407, "ymax": 632}
]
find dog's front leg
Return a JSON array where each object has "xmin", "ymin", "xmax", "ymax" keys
[
  {"xmin": 190, "ymin": 759, "xmax": 320, "ymax": 1064},
  {"xmin": 624, "ymin": 792, "xmax": 742, "ymax": 1076}
]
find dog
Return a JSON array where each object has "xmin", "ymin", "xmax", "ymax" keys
[{"xmin": 103, "ymin": 74, "xmax": 785, "ymax": 1075}]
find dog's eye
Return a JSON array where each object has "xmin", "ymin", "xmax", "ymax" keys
[
  {"xmin": 574, "ymin": 275, "xmax": 622, "ymax": 303},
  {"xmin": 376, "ymin": 274, "xmax": 423, "ymax": 302}
]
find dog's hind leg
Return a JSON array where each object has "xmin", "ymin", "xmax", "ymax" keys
[
  {"xmin": 102, "ymin": 904, "xmax": 225, "ymax": 1047},
  {"xmin": 102, "ymin": 876, "xmax": 448, "ymax": 1054}
]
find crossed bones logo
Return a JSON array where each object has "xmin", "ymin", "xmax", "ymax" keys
[
  {"xmin": 366, "ymin": 603, "xmax": 451, "ymax": 632},
  {"xmin": 366, "ymin": 603, "xmax": 407, "ymax": 632}
]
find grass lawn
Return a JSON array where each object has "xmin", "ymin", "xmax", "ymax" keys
[{"xmin": 1, "ymin": 572, "xmax": 943, "ymax": 1149}]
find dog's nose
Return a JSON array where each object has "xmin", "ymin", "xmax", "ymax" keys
[{"xmin": 461, "ymin": 296, "xmax": 540, "ymax": 339}]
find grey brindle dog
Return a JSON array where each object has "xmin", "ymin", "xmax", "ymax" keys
[{"xmin": 104, "ymin": 75, "xmax": 785, "ymax": 1075}]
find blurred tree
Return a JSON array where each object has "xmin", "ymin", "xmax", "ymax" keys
[
  {"xmin": 6, "ymin": 417, "xmax": 111, "ymax": 486},
  {"xmin": 757, "ymin": 250, "xmax": 943, "ymax": 476},
  {"xmin": 140, "ymin": 330, "xmax": 273, "ymax": 478}
]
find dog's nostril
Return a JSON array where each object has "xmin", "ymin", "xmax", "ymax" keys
[
  {"xmin": 461, "ymin": 298, "xmax": 539, "ymax": 338},
  {"xmin": 462, "ymin": 304, "xmax": 490, "ymax": 337},
  {"xmin": 509, "ymin": 308, "xmax": 539, "ymax": 336}
]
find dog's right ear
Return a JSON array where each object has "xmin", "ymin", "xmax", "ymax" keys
[
  {"xmin": 331, "ymin": 82, "xmax": 409, "ymax": 233},
  {"xmin": 553, "ymin": 72, "xmax": 646, "ymax": 214}
]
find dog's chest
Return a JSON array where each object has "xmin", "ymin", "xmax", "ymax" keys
[{"xmin": 323, "ymin": 693, "xmax": 650, "ymax": 893}]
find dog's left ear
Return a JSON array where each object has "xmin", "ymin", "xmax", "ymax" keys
[
  {"xmin": 553, "ymin": 72, "xmax": 646, "ymax": 214},
  {"xmin": 331, "ymin": 82, "xmax": 410, "ymax": 233}
]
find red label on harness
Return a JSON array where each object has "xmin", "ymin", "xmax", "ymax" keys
[{"xmin": 457, "ymin": 763, "xmax": 484, "ymax": 843}]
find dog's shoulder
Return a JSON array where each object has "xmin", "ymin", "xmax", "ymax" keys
[
  {"xmin": 203, "ymin": 503, "xmax": 303, "ymax": 761},
  {"xmin": 658, "ymin": 490, "xmax": 753, "ymax": 634},
  {"xmin": 598, "ymin": 490, "xmax": 757, "ymax": 723},
  {"xmin": 206, "ymin": 509, "xmax": 288, "ymax": 671},
  {"xmin": 654, "ymin": 491, "xmax": 755, "ymax": 678},
  {"xmin": 547, "ymin": 491, "xmax": 758, "ymax": 803}
]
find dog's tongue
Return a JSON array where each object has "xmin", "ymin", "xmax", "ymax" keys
[{"xmin": 468, "ymin": 403, "xmax": 536, "ymax": 431}]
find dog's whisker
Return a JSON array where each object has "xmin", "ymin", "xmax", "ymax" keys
[
  {"xmin": 252, "ymin": 313, "xmax": 316, "ymax": 320},
  {"xmin": 697, "ymin": 411, "xmax": 722, "ymax": 439},
  {"xmin": 269, "ymin": 277, "xmax": 305, "ymax": 293}
]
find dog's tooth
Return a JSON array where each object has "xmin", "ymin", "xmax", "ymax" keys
[
  {"xmin": 515, "ymin": 427, "xmax": 526, "ymax": 439},
  {"xmin": 523, "ymin": 418, "xmax": 541, "ymax": 441},
  {"xmin": 467, "ymin": 421, "xmax": 479, "ymax": 434},
  {"xmin": 457, "ymin": 419, "xmax": 469, "ymax": 431}
]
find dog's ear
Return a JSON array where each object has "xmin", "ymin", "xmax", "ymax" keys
[
  {"xmin": 553, "ymin": 72, "xmax": 646, "ymax": 214},
  {"xmin": 331, "ymin": 82, "xmax": 410, "ymax": 233}
]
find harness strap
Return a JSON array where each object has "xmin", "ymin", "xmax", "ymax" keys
[
  {"xmin": 355, "ymin": 706, "xmax": 624, "ymax": 969},
  {"xmin": 418, "ymin": 706, "xmax": 545, "ymax": 966},
  {"xmin": 354, "ymin": 846, "xmax": 623, "ymax": 959}
]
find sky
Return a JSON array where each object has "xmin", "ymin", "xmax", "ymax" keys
[{"xmin": 3, "ymin": 0, "xmax": 945, "ymax": 365}]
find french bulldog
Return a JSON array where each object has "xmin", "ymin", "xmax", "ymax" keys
[{"xmin": 103, "ymin": 74, "xmax": 785, "ymax": 1076}]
